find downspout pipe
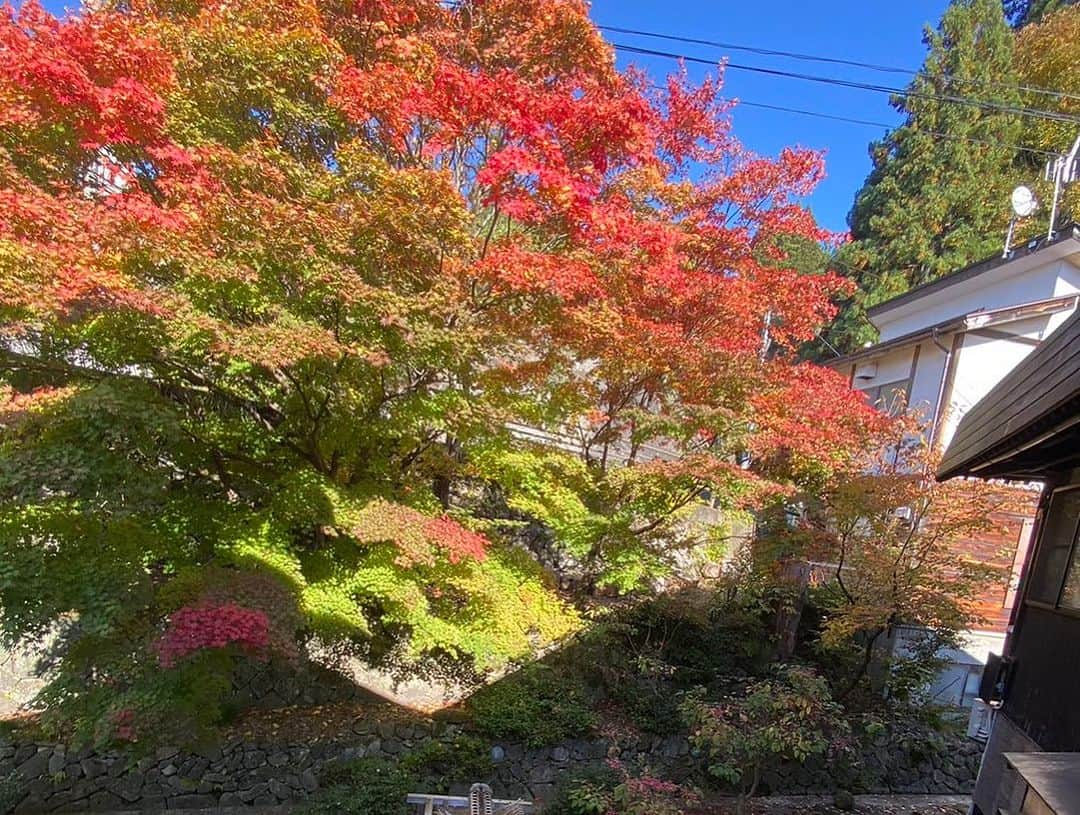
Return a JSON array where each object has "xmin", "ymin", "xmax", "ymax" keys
[{"xmin": 929, "ymin": 328, "xmax": 956, "ymax": 451}]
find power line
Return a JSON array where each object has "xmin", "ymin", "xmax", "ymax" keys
[
  {"xmin": 737, "ymin": 99, "xmax": 1060, "ymax": 158},
  {"xmin": 599, "ymin": 24, "xmax": 1080, "ymax": 105},
  {"xmin": 611, "ymin": 42, "xmax": 1080, "ymax": 127}
]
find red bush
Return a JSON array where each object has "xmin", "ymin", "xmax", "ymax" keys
[{"xmin": 156, "ymin": 603, "xmax": 270, "ymax": 668}]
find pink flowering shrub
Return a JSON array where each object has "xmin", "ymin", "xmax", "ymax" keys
[
  {"xmin": 560, "ymin": 760, "xmax": 699, "ymax": 815},
  {"xmin": 195, "ymin": 569, "xmax": 302, "ymax": 663},
  {"xmin": 111, "ymin": 707, "xmax": 136, "ymax": 742},
  {"xmin": 156, "ymin": 603, "xmax": 270, "ymax": 668}
]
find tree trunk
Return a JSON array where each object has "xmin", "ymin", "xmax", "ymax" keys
[
  {"xmin": 837, "ymin": 626, "xmax": 885, "ymax": 701},
  {"xmin": 773, "ymin": 558, "xmax": 811, "ymax": 661},
  {"xmin": 737, "ymin": 764, "xmax": 762, "ymax": 815}
]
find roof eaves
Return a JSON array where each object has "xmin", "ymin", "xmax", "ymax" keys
[
  {"xmin": 828, "ymin": 294, "xmax": 1078, "ymax": 369},
  {"xmin": 937, "ymin": 308, "xmax": 1080, "ymax": 481},
  {"xmin": 865, "ymin": 224, "xmax": 1080, "ymax": 320}
]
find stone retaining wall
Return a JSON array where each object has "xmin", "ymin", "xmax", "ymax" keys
[{"xmin": 1, "ymin": 721, "xmax": 982, "ymax": 813}]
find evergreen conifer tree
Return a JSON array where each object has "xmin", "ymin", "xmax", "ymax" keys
[{"xmin": 829, "ymin": 0, "xmax": 1023, "ymax": 351}]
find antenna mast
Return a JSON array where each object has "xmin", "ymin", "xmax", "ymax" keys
[{"xmin": 1046, "ymin": 133, "xmax": 1080, "ymax": 240}]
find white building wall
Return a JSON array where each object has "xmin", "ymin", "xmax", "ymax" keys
[
  {"xmin": 908, "ymin": 340, "xmax": 949, "ymax": 425},
  {"xmin": 874, "ymin": 259, "xmax": 1080, "ymax": 341},
  {"xmin": 938, "ymin": 316, "xmax": 1055, "ymax": 451},
  {"xmin": 849, "ymin": 339, "xmax": 948, "ymax": 429}
]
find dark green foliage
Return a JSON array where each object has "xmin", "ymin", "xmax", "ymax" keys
[
  {"xmin": 579, "ymin": 592, "xmax": 773, "ymax": 734},
  {"xmin": 862, "ymin": 708, "xmax": 956, "ymax": 759},
  {"xmin": 0, "ymin": 774, "xmax": 23, "ymax": 815},
  {"xmin": 398, "ymin": 733, "xmax": 492, "ymax": 791},
  {"xmin": 685, "ymin": 664, "xmax": 850, "ymax": 805},
  {"xmin": 545, "ymin": 765, "xmax": 622, "ymax": 815},
  {"xmin": 34, "ymin": 643, "xmax": 236, "ymax": 748},
  {"xmin": 469, "ymin": 664, "xmax": 596, "ymax": 748},
  {"xmin": 1004, "ymin": 0, "xmax": 1076, "ymax": 26},
  {"xmin": 466, "ymin": 590, "xmax": 773, "ymax": 745},
  {"xmin": 307, "ymin": 758, "xmax": 414, "ymax": 815},
  {"xmin": 834, "ymin": 789, "xmax": 856, "ymax": 811},
  {"xmin": 831, "ymin": 0, "xmax": 1023, "ymax": 352}
]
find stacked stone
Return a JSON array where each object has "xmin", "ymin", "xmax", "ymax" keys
[{"xmin": 0, "ymin": 723, "xmax": 980, "ymax": 812}]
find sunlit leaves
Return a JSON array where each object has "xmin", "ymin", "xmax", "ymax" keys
[{"xmin": 0, "ymin": 0, "xmax": 881, "ymax": 740}]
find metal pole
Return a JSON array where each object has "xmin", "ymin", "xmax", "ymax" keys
[
  {"xmin": 1048, "ymin": 157, "xmax": 1063, "ymax": 241},
  {"xmin": 1003, "ymin": 216, "xmax": 1017, "ymax": 258},
  {"xmin": 1048, "ymin": 134, "xmax": 1080, "ymax": 241}
]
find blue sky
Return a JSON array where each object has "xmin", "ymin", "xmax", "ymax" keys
[
  {"xmin": 591, "ymin": 0, "xmax": 949, "ymax": 233},
  {"xmin": 37, "ymin": 0, "xmax": 950, "ymax": 233}
]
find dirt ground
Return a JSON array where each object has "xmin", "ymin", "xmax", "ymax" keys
[{"xmin": 702, "ymin": 794, "xmax": 971, "ymax": 815}]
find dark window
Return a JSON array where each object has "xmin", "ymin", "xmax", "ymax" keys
[
  {"xmin": 1026, "ymin": 486, "xmax": 1080, "ymax": 609},
  {"xmin": 862, "ymin": 380, "xmax": 909, "ymax": 416}
]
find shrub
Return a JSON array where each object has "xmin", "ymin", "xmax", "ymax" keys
[
  {"xmin": 574, "ymin": 592, "xmax": 772, "ymax": 734},
  {"xmin": 547, "ymin": 762, "xmax": 698, "ymax": 815},
  {"xmin": 685, "ymin": 664, "xmax": 850, "ymax": 812},
  {"xmin": 0, "ymin": 774, "xmax": 23, "ymax": 815},
  {"xmin": 156, "ymin": 603, "xmax": 270, "ymax": 668},
  {"xmin": 306, "ymin": 758, "xmax": 414, "ymax": 815},
  {"xmin": 399, "ymin": 734, "xmax": 492, "ymax": 790},
  {"xmin": 469, "ymin": 664, "xmax": 595, "ymax": 747},
  {"xmin": 546, "ymin": 764, "xmax": 621, "ymax": 815},
  {"xmin": 24, "ymin": 566, "xmax": 305, "ymax": 749},
  {"xmin": 34, "ymin": 640, "xmax": 238, "ymax": 749}
]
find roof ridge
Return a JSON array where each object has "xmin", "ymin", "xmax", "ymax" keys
[{"xmin": 865, "ymin": 223, "xmax": 1080, "ymax": 319}]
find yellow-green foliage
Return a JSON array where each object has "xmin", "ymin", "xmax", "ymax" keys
[{"xmin": 472, "ymin": 445, "xmax": 607, "ymax": 559}]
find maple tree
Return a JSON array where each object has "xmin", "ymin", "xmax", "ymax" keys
[
  {"xmin": 761, "ymin": 421, "xmax": 1017, "ymax": 701},
  {"xmin": 0, "ymin": 0, "xmax": 882, "ymax": 739}
]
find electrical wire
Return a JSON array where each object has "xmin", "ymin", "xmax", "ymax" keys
[
  {"xmin": 599, "ymin": 24, "xmax": 1080, "ymax": 104},
  {"xmin": 736, "ymin": 99, "xmax": 1060, "ymax": 158},
  {"xmin": 611, "ymin": 42, "xmax": 1080, "ymax": 127}
]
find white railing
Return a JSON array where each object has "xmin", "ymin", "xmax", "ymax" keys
[{"xmin": 406, "ymin": 792, "xmax": 534, "ymax": 814}]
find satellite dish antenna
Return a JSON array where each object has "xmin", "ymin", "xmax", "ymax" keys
[
  {"xmin": 1003, "ymin": 185, "xmax": 1039, "ymax": 258},
  {"xmin": 1011, "ymin": 185, "xmax": 1038, "ymax": 217}
]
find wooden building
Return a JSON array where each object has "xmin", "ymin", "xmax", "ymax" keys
[{"xmin": 938, "ymin": 308, "xmax": 1080, "ymax": 815}]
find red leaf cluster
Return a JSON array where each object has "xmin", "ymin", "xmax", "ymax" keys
[
  {"xmin": 0, "ymin": 0, "xmax": 173, "ymax": 149},
  {"xmin": 156, "ymin": 603, "xmax": 271, "ymax": 669},
  {"xmin": 353, "ymin": 499, "xmax": 490, "ymax": 565}
]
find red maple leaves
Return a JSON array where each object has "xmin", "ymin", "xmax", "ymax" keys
[
  {"xmin": 0, "ymin": 0, "xmax": 887, "ymax": 554},
  {"xmin": 156, "ymin": 603, "xmax": 271, "ymax": 668}
]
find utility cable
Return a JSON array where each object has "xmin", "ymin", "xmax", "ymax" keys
[
  {"xmin": 600, "ymin": 24, "xmax": 1080, "ymax": 104},
  {"xmin": 612, "ymin": 42, "xmax": 1080, "ymax": 126}
]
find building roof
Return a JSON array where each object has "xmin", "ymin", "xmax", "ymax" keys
[
  {"xmin": 866, "ymin": 224, "xmax": 1080, "ymax": 321},
  {"xmin": 1003, "ymin": 754, "xmax": 1080, "ymax": 815},
  {"xmin": 937, "ymin": 308, "xmax": 1080, "ymax": 481},
  {"xmin": 829, "ymin": 294, "xmax": 1078, "ymax": 369}
]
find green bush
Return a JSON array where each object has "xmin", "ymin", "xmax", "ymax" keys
[
  {"xmin": 685, "ymin": 664, "xmax": 850, "ymax": 811},
  {"xmin": 546, "ymin": 763, "xmax": 697, "ymax": 815},
  {"xmin": 469, "ymin": 665, "xmax": 595, "ymax": 747},
  {"xmin": 545, "ymin": 765, "xmax": 622, "ymax": 815},
  {"xmin": 573, "ymin": 592, "xmax": 772, "ymax": 734},
  {"xmin": 0, "ymin": 773, "xmax": 23, "ymax": 815},
  {"xmin": 305, "ymin": 758, "xmax": 414, "ymax": 815},
  {"xmin": 399, "ymin": 734, "xmax": 492, "ymax": 790},
  {"xmin": 35, "ymin": 645, "xmax": 237, "ymax": 749}
]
